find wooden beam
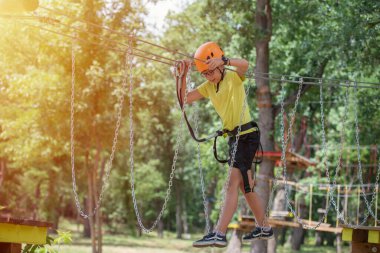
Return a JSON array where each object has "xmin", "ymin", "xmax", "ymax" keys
[
  {"xmin": 0, "ymin": 217, "xmax": 52, "ymax": 227},
  {"xmin": 0, "ymin": 243, "xmax": 21, "ymax": 253},
  {"xmin": 341, "ymin": 225, "xmax": 380, "ymax": 232},
  {"xmin": 352, "ymin": 242, "xmax": 380, "ymax": 253}
]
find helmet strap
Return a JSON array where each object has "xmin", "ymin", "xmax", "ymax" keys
[{"xmin": 216, "ymin": 67, "xmax": 225, "ymax": 93}]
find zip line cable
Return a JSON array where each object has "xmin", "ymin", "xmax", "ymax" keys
[
  {"xmin": 30, "ymin": 15, "xmax": 179, "ymax": 64},
  {"xmin": 253, "ymin": 71, "xmax": 380, "ymax": 87},
  {"xmin": 1, "ymin": 11, "xmax": 380, "ymax": 89},
  {"xmin": 10, "ymin": 20, "xmax": 174, "ymax": 66},
  {"xmin": 38, "ymin": 6, "xmax": 197, "ymax": 60},
  {"xmin": 37, "ymin": 5, "xmax": 380, "ymax": 88}
]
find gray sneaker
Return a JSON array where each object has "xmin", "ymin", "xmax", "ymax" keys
[
  {"xmin": 243, "ymin": 227, "xmax": 274, "ymax": 242},
  {"xmin": 193, "ymin": 232, "xmax": 227, "ymax": 248}
]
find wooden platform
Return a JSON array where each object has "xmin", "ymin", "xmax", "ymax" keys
[
  {"xmin": 0, "ymin": 217, "xmax": 52, "ymax": 253},
  {"xmin": 262, "ymin": 150, "xmax": 317, "ymax": 170},
  {"xmin": 342, "ymin": 225, "xmax": 380, "ymax": 253},
  {"xmin": 228, "ymin": 215, "xmax": 343, "ymax": 234}
]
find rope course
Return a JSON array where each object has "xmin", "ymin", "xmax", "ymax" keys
[{"xmin": 1, "ymin": 6, "xmax": 379, "ymax": 233}]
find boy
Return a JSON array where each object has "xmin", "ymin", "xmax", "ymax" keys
[{"xmin": 178, "ymin": 42, "xmax": 273, "ymax": 248}]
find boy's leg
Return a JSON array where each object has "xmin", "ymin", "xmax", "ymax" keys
[
  {"xmin": 193, "ymin": 167, "xmax": 241, "ymax": 248},
  {"xmin": 239, "ymin": 170, "xmax": 274, "ymax": 241},
  {"xmin": 216, "ymin": 167, "xmax": 242, "ymax": 234},
  {"xmin": 239, "ymin": 170, "xmax": 265, "ymax": 226}
]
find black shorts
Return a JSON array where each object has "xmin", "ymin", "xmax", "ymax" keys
[{"xmin": 228, "ymin": 131, "xmax": 260, "ymax": 172}]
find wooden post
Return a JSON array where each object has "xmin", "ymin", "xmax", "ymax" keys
[
  {"xmin": 337, "ymin": 185, "xmax": 340, "ymax": 227},
  {"xmin": 344, "ymin": 185, "xmax": 348, "ymax": 223},
  {"xmin": 375, "ymin": 185, "xmax": 378, "ymax": 227},
  {"xmin": 294, "ymin": 184, "xmax": 298, "ymax": 217},
  {"xmin": 309, "ymin": 184, "xmax": 313, "ymax": 226},
  {"xmin": 325, "ymin": 185, "xmax": 330, "ymax": 223},
  {"xmin": 357, "ymin": 187, "xmax": 360, "ymax": 226}
]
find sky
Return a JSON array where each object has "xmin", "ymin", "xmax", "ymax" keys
[{"xmin": 144, "ymin": 0, "xmax": 190, "ymax": 35}]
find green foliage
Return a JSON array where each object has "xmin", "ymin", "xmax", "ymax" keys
[
  {"xmin": 0, "ymin": 0, "xmax": 379, "ymax": 240},
  {"xmin": 22, "ymin": 231, "xmax": 72, "ymax": 253}
]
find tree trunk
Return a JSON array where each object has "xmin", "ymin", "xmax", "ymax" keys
[
  {"xmin": 94, "ymin": 156, "xmax": 103, "ymax": 253},
  {"xmin": 226, "ymin": 229, "xmax": 242, "ymax": 253},
  {"xmin": 291, "ymin": 227, "xmax": 304, "ymax": 251},
  {"xmin": 268, "ymin": 187, "xmax": 287, "ymax": 253},
  {"xmin": 86, "ymin": 145, "xmax": 103, "ymax": 253},
  {"xmin": 181, "ymin": 193, "xmax": 189, "ymax": 234},
  {"xmin": 252, "ymin": 0, "xmax": 273, "ymax": 253},
  {"xmin": 175, "ymin": 180, "xmax": 183, "ymax": 239},
  {"xmin": 47, "ymin": 169, "xmax": 59, "ymax": 230},
  {"xmin": 336, "ymin": 233, "xmax": 342, "ymax": 253},
  {"xmin": 315, "ymin": 231, "xmax": 324, "ymax": 246},
  {"xmin": 83, "ymin": 197, "xmax": 91, "ymax": 238},
  {"xmin": 291, "ymin": 196, "xmax": 306, "ymax": 251},
  {"xmin": 87, "ymin": 167, "xmax": 97, "ymax": 253},
  {"xmin": 0, "ymin": 159, "xmax": 4, "ymax": 188},
  {"xmin": 157, "ymin": 220, "xmax": 164, "ymax": 238}
]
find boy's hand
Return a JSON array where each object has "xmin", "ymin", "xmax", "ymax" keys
[
  {"xmin": 173, "ymin": 60, "xmax": 192, "ymax": 78},
  {"xmin": 205, "ymin": 58, "xmax": 224, "ymax": 70},
  {"xmin": 184, "ymin": 59, "xmax": 193, "ymax": 66}
]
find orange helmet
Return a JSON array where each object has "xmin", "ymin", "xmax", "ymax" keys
[{"xmin": 194, "ymin": 42, "xmax": 224, "ymax": 73}]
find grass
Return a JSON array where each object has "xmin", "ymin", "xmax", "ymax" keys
[{"xmin": 50, "ymin": 219, "xmax": 350, "ymax": 253}]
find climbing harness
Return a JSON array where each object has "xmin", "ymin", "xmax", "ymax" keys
[{"xmin": 175, "ymin": 61, "xmax": 263, "ymax": 194}]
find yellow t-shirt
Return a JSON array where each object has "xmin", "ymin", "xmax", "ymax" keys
[{"xmin": 197, "ymin": 71, "xmax": 253, "ymax": 135}]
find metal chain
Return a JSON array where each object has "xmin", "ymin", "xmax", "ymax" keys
[
  {"xmin": 279, "ymin": 78, "xmax": 379, "ymax": 229},
  {"xmin": 130, "ymin": 59, "xmax": 187, "ymax": 233},
  {"xmin": 314, "ymin": 81, "xmax": 353, "ymax": 227},
  {"xmin": 279, "ymin": 78, "xmax": 338, "ymax": 229},
  {"xmin": 214, "ymin": 77, "xmax": 252, "ymax": 232},
  {"xmin": 277, "ymin": 77, "xmax": 328, "ymax": 229},
  {"xmin": 329, "ymin": 83, "xmax": 380, "ymax": 228},
  {"xmin": 70, "ymin": 39, "xmax": 129, "ymax": 219},
  {"xmin": 190, "ymin": 74, "xmax": 211, "ymax": 233},
  {"xmin": 352, "ymin": 81, "xmax": 379, "ymax": 219},
  {"xmin": 329, "ymin": 81, "xmax": 380, "ymax": 228}
]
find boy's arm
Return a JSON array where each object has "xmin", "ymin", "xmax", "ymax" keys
[
  {"xmin": 206, "ymin": 57, "xmax": 249, "ymax": 78},
  {"xmin": 228, "ymin": 58, "xmax": 249, "ymax": 78},
  {"xmin": 186, "ymin": 89, "xmax": 204, "ymax": 104}
]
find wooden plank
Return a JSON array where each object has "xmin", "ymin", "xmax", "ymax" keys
[
  {"xmin": 299, "ymin": 219, "xmax": 331, "ymax": 227},
  {"xmin": 270, "ymin": 211, "xmax": 294, "ymax": 218},
  {"xmin": 0, "ymin": 217, "xmax": 52, "ymax": 227},
  {"xmin": 352, "ymin": 242, "xmax": 380, "ymax": 253},
  {"xmin": 268, "ymin": 219, "xmax": 342, "ymax": 233},
  {"xmin": 0, "ymin": 223, "xmax": 48, "ymax": 244},
  {"xmin": 231, "ymin": 218, "xmax": 342, "ymax": 233}
]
